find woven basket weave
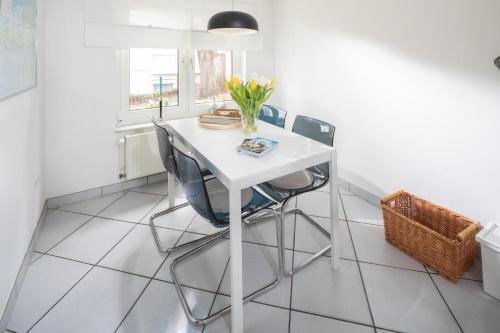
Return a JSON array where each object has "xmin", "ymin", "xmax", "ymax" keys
[{"xmin": 381, "ymin": 190, "xmax": 480, "ymax": 282}]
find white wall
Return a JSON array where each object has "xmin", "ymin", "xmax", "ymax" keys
[
  {"xmin": 0, "ymin": 1, "xmax": 45, "ymax": 316},
  {"xmin": 274, "ymin": 0, "xmax": 500, "ymax": 223},
  {"xmin": 44, "ymin": 0, "xmax": 122, "ymax": 198},
  {"xmin": 44, "ymin": 0, "xmax": 275, "ymax": 198}
]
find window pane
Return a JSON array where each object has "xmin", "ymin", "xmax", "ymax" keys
[
  {"xmin": 194, "ymin": 50, "xmax": 232, "ymax": 104},
  {"xmin": 129, "ymin": 48, "xmax": 179, "ymax": 111}
]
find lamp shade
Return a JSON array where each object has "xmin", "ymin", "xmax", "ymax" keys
[{"xmin": 207, "ymin": 11, "xmax": 259, "ymax": 36}]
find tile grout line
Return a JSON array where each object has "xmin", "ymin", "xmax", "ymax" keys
[
  {"xmin": 337, "ymin": 195, "xmax": 374, "ymax": 331},
  {"xmin": 32, "ymin": 243, "xmax": 474, "ymax": 331},
  {"xmin": 113, "ymin": 197, "xmax": 202, "ymax": 332},
  {"xmin": 424, "ymin": 267, "xmax": 464, "ymax": 333},
  {"xmin": 52, "ymin": 189, "xmax": 412, "ymax": 274},
  {"xmin": 30, "ymin": 191, "xmax": 130, "ymax": 265},
  {"xmin": 30, "ymin": 215, "xmax": 479, "ymax": 302},
  {"xmin": 281, "ymin": 194, "xmax": 399, "ymax": 333},
  {"xmin": 83, "ymin": 217, "xmax": 483, "ymax": 283},
  {"xmin": 202, "ymin": 256, "xmax": 231, "ymax": 333},
  {"xmin": 29, "ymin": 242, "xmax": 406, "ymax": 332},
  {"xmin": 357, "ymin": 260, "xmax": 427, "ymax": 274},
  {"xmin": 24, "ymin": 185, "xmax": 250, "ymax": 331},
  {"xmin": 37, "ymin": 251, "xmax": 159, "ymax": 281},
  {"xmin": 24, "ymin": 185, "xmax": 462, "ymax": 332},
  {"xmin": 30, "ymin": 249, "xmax": 220, "ymax": 298},
  {"xmin": 50, "ymin": 189, "xmax": 165, "ymax": 267},
  {"xmin": 129, "ymin": 190, "xmax": 169, "ymax": 226},
  {"xmin": 26, "ymin": 265, "xmax": 95, "ymax": 332},
  {"xmin": 112, "ymin": 253, "xmax": 172, "ymax": 332},
  {"xmin": 55, "ymin": 209, "xmax": 137, "ymax": 226},
  {"xmin": 288, "ymin": 200, "xmax": 298, "ymax": 333},
  {"xmin": 307, "ymin": 211, "xmax": 382, "ymax": 228},
  {"xmin": 289, "ymin": 308, "xmax": 378, "ymax": 331},
  {"xmin": 198, "ymin": 286, "xmax": 404, "ymax": 333},
  {"xmin": 27, "ymin": 191, "xmax": 153, "ymax": 332},
  {"xmin": 201, "ymin": 199, "xmax": 299, "ymax": 331},
  {"xmin": 341, "ymin": 194, "xmax": 377, "ymax": 330},
  {"xmin": 33, "ymin": 250, "xmax": 216, "ymax": 297}
]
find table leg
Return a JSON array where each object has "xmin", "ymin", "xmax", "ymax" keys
[
  {"xmin": 229, "ymin": 186, "xmax": 244, "ymax": 333},
  {"xmin": 167, "ymin": 171, "xmax": 176, "ymax": 208},
  {"xmin": 330, "ymin": 150, "xmax": 340, "ymax": 269}
]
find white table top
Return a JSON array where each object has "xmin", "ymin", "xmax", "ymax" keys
[{"xmin": 165, "ymin": 118, "xmax": 334, "ymax": 189}]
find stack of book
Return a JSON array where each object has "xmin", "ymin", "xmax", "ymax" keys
[{"xmin": 199, "ymin": 109, "xmax": 241, "ymax": 125}]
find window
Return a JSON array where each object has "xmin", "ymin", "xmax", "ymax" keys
[
  {"xmin": 193, "ymin": 50, "xmax": 232, "ymax": 104},
  {"xmin": 129, "ymin": 49, "xmax": 179, "ymax": 111},
  {"xmin": 120, "ymin": 48, "xmax": 238, "ymax": 123}
]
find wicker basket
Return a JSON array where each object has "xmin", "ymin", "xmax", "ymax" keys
[{"xmin": 381, "ymin": 190, "xmax": 480, "ymax": 282}]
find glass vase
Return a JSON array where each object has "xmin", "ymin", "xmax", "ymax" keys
[{"xmin": 241, "ymin": 108, "xmax": 259, "ymax": 135}]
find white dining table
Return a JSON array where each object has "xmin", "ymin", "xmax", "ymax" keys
[{"xmin": 164, "ymin": 117, "xmax": 340, "ymax": 332}]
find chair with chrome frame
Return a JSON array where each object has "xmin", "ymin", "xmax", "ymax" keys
[
  {"xmin": 149, "ymin": 121, "xmax": 226, "ymax": 254},
  {"xmin": 258, "ymin": 104, "xmax": 287, "ymax": 128},
  {"xmin": 251, "ymin": 115, "xmax": 335, "ymax": 276},
  {"xmin": 170, "ymin": 146, "xmax": 285, "ymax": 326}
]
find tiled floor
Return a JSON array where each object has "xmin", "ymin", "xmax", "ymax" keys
[{"xmin": 6, "ymin": 181, "xmax": 500, "ymax": 333}]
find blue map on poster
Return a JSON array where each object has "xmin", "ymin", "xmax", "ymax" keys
[{"xmin": 0, "ymin": 0, "xmax": 37, "ymax": 100}]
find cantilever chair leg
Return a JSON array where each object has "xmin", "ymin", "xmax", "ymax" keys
[
  {"xmin": 273, "ymin": 200, "xmax": 333, "ymax": 277},
  {"xmin": 149, "ymin": 203, "xmax": 228, "ymax": 254},
  {"xmin": 170, "ymin": 208, "xmax": 284, "ymax": 326},
  {"xmin": 244, "ymin": 208, "xmax": 297, "ymax": 225}
]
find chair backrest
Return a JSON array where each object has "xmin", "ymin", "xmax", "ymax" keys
[
  {"xmin": 292, "ymin": 115, "xmax": 335, "ymax": 147},
  {"xmin": 292, "ymin": 115, "xmax": 335, "ymax": 177},
  {"xmin": 258, "ymin": 104, "xmax": 287, "ymax": 128},
  {"xmin": 173, "ymin": 146, "xmax": 218, "ymax": 223},
  {"xmin": 153, "ymin": 121, "xmax": 178, "ymax": 177}
]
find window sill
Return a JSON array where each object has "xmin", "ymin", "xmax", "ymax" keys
[
  {"xmin": 114, "ymin": 122, "xmax": 158, "ymax": 133},
  {"xmin": 114, "ymin": 112, "xmax": 204, "ymax": 133}
]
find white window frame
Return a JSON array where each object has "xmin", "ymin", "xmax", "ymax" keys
[{"xmin": 118, "ymin": 48, "xmax": 244, "ymax": 125}]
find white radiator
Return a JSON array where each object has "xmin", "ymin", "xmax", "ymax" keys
[{"xmin": 118, "ymin": 131, "xmax": 165, "ymax": 180}]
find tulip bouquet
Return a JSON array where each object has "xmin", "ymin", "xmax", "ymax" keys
[{"xmin": 225, "ymin": 76, "xmax": 275, "ymax": 134}]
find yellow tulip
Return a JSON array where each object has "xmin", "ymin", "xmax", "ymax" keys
[
  {"xmin": 250, "ymin": 79, "xmax": 257, "ymax": 90},
  {"xmin": 231, "ymin": 76, "xmax": 240, "ymax": 87},
  {"xmin": 224, "ymin": 81, "xmax": 230, "ymax": 90},
  {"xmin": 269, "ymin": 79, "xmax": 276, "ymax": 88}
]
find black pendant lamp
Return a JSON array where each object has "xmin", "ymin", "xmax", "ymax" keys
[{"xmin": 207, "ymin": 1, "xmax": 259, "ymax": 36}]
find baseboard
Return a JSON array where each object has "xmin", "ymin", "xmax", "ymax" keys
[
  {"xmin": 0, "ymin": 201, "xmax": 48, "ymax": 332},
  {"xmin": 46, "ymin": 173, "xmax": 168, "ymax": 209},
  {"xmin": 47, "ymin": 173, "xmax": 381, "ymax": 211},
  {"xmin": 339, "ymin": 177, "xmax": 383, "ymax": 206}
]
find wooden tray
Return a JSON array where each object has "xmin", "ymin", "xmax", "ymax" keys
[
  {"xmin": 214, "ymin": 108, "xmax": 240, "ymax": 118},
  {"xmin": 198, "ymin": 119, "xmax": 242, "ymax": 130},
  {"xmin": 198, "ymin": 112, "xmax": 241, "ymax": 130}
]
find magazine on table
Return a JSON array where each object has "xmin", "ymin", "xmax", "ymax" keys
[{"xmin": 237, "ymin": 137, "xmax": 279, "ymax": 157}]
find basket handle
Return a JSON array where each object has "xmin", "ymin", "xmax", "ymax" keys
[
  {"xmin": 381, "ymin": 190, "xmax": 405, "ymax": 205},
  {"xmin": 457, "ymin": 222, "xmax": 481, "ymax": 242}
]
